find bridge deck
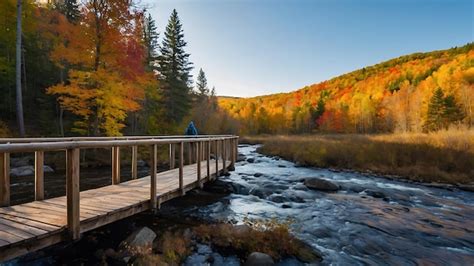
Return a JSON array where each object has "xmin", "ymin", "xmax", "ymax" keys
[{"xmin": 0, "ymin": 159, "xmax": 229, "ymax": 261}]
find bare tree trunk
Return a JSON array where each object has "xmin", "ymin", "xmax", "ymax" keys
[{"xmin": 15, "ymin": 0, "xmax": 25, "ymax": 137}]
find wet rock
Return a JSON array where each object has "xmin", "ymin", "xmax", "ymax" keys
[
  {"xmin": 304, "ymin": 178, "xmax": 340, "ymax": 192},
  {"xmin": 277, "ymin": 164, "xmax": 286, "ymax": 168},
  {"xmin": 246, "ymin": 158, "xmax": 255, "ymax": 163},
  {"xmin": 119, "ymin": 227, "xmax": 156, "ymax": 255},
  {"xmin": 268, "ymin": 194, "xmax": 288, "ymax": 203},
  {"xmin": 249, "ymin": 188, "xmax": 272, "ymax": 199},
  {"xmin": 10, "ymin": 165, "xmax": 55, "ymax": 177},
  {"xmin": 458, "ymin": 184, "xmax": 474, "ymax": 192},
  {"xmin": 281, "ymin": 204, "xmax": 292, "ymax": 209},
  {"xmin": 254, "ymin": 172, "xmax": 263, "ymax": 177},
  {"xmin": 137, "ymin": 159, "xmax": 148, "ymax": 167},
  {"xmin": 231, "ymin": 183, "xmax": 250, "ymax": 195},
  {"xmin": 294, "ymin": 242, "xmax": 323, "ymax": 263},
  {"xmin": 292, "ymin": 183, "xmax": 309, "ymax": 191},
  {"xmin": 237, "ymin": 154, "xmax": 247, "ymax": 162},
  {"xmin": 10, "ymin": 156, "xmax": 33, "ymax": 168},
  {"xmin": 364, "ymin": 189, "xmax": 386, "ymax": 199},
  {"xmin": 244, "ymin": 252, "xmax": 274, "ymax": 266},
  {"xmin": 10, "ymin": 166, "xmax": 34, "ymax": 177}
]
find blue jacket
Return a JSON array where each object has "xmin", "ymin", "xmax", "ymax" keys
[{"xmin": 185, "ymin": 121, "xmax": 198, "ymax": 135}]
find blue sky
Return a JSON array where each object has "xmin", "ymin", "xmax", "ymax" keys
[{"xmin": 144, "ymin": 0, "xmax": 473, "ymax": 97}]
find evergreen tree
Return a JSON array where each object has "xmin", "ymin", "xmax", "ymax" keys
[
  {"xmin": 443, "ymin": 94, "xmax": 464, "ymax": 126},
  {"xmin": 424, "ymin": 88, "xmax": 446, "ymax": 131},
  {"xmin": 210, "ymin": 86, "xmax": 218, "ymax": 110},
  {"xmin": 195, "ymin": 68, "xmax": 209, "ymax": 99},
  {"xmin": 55, "ymin": 0, "xmax": 81, "ymax": 23},
  {"xmin": 157, "ymin": 9, "xmax": 193, "ymax": 125},
  {"xmin": 143, "ymin": 12, "xmax": 159, "ymax": 71}
]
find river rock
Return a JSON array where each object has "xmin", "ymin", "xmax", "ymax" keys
[
  {"xmin": 119, "ymin": 227, "xmax": 156, "ymax": 255},
  {"xmin": 237, "ymin": 154, "xmax": 247, "ymax": 162},
  {"xmin": 253, "ymin": 172, "xmax": 263, "ymax": 177},
  {"xmin": 10, "ymin": 156, "xmax": 33, "ymax": 168},
  {"xmin": 10, "ymin": 165, "xmax": 55, "ymax": 177},
  {"xmin": 246, "ymin": 158, "xmax": 255, "ymax": 163},
  {"xmin": 364, "ymin": 189, "xmax": 386, "ymax": 199},
  {"xmin": 304, "ymin": 178, "xmax": 340, "ymax": 192},
  {"xmin": 244, "ymin": 252, "xmax": 274, "ymax": 266}
]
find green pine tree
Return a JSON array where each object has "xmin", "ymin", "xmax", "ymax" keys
[
  {"xmin": 195, "ymin": 68, "xmax": 209, "ymax": 99},
  {"xmin": 424, "ymin": 88, "xmax": 446, "ymax": 131},
  {"xmin": 157, "ymin": 9, "xmax": 193, "ymax": 126},
  {"xmin": 143, "ymin": 12, "xmax": 159, "ymax": 72},
  {"xmin": 443, "ymin": 94, "xmax": 464, "ymax": 127},
  {"xmin": 55, "ymin": 0, "xmax": 81, "ymax": 23}
]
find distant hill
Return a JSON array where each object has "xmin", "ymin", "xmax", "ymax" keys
[{"xmin": 218, "ymin": 43, "xmax": 474, "ymax": 134}]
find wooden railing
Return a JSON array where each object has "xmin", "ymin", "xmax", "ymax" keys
[{"xmin": 0, "ymin": 135, "xmax": 238, "ymax": 239}]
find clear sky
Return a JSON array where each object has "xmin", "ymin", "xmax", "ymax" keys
[{"xmin": 144, "ymin": 0, "xmax": 473, "ymax": 97}]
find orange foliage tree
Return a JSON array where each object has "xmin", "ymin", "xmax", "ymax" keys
[{"xmin": 47, "ymin": 0, "xmax": 153, "ymax": 136}]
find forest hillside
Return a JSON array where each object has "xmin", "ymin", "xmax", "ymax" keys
[{"xmin": 218, "ymin": 43, "xmax": 474, "ymax": 134}]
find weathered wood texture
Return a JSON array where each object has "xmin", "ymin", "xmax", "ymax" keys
[{"xmin": 0, "ymin": 159, "xmax": 231, "ymax": 262}]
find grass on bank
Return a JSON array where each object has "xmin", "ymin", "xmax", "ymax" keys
[{"xmin": 241, "ymin": 129, "xmax": 474, "ymax": 185}]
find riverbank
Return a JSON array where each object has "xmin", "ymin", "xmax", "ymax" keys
[{"xmin": 241, "ymin": 130, "xmax": 474, "ymax": 186}]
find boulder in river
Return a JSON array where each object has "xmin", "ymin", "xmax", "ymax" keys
[
  {"xmin": 363, "ymin": 189, "xmax": 386, "ymax": 199},
  {"xmin": 304, "ymin": 177, "xmax": 340, "ymax": 192},
  {"xmin": 246, "ymin": 158, "xmax": 255, "ymax": 163},
  {"xmin": 253, "ymin": 172, "xmax": 263, "ymax": 177},
  {"xmin": 237, "ymin": 153, "xmax": 247, "ymax": 162},
  {"xmin": 244, "ymin": 252, "xmax": 274, "ymax": 266},
  {"xmin": 10, "ymin": 165, "xmax": 54, "ymax": 177},
  {"xmin": 119, "ymin": 227, "xmax": 156, "ymax": 255}
]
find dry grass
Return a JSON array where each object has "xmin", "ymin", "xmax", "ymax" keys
[{"xmin": 242, "ymin": 129, "xmax": 474, "ymax": 185}]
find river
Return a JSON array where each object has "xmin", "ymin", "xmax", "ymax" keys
[{"xmin": 186, "ymin": 144, "xmax": 474, "ymax": 265}]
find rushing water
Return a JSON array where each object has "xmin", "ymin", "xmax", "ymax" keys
[{"xmin": 188, "ymin": 144, "xmax": 474, "ymax": 265}]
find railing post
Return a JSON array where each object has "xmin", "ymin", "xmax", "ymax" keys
[
  {"xmin": 187, "ymin": 143, "xmax": 192, "ymax": 165},
  {"xmin": 197, "ymin": 141, "xmax": 202, "ymax": 188},
  {"xmin": 222, "ymin": 139, "xmax": 227, "ymax": 174},
  {"xmin": 207, "ymin": 140, "xmax": 211, "ymax": 179},
  {"xmin": 179, "ymin": 142, "xmax": 184, "ymax": 195},
  {"xmin": 35, "ymin": 151, "xmax": 44, "ymax": 200},
  {"xmin": 112, "ymin": 146, "xmax": 120, "ymax": 184},
  {"xmin": 131, "ymin": 146, "xmax": 138, "ymax": 179},
  {"xmin": 150, "ymin": 144, "xmax": 157, "ymax": 210},
  {"xmin": 215, "ymin": 140, "xmax": 219, "ymax": 178},
  {"xmin": 0, "ymin": 152, "xmax": 10, "ymax": 207},
  {"xmin": 168, "ymin": 144, "xmax": 172, "ymax": 170},
  {"xmin": 170, "ymin": 143, "xmax": 176, "ymax": 169},
  {"xmin": 66, "ymin": 148, "xmax": 80, "ymax": 240}
]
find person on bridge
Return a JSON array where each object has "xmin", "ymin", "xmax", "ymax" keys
[
  {"xmin": 184, "ymin": 121, "xmax": 198, "ymax": 163},
  {"xmin": 185, "ymin": 121, "xmax": 198, "ymax": 136}
]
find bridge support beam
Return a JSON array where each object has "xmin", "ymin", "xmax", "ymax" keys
[
  {"xmin": 112, "ymin": 147, "xmax": 120, "ymax": 185},
  {"xmin": 35, "ymin": 151, "xmax": 44, "ymax": 201},
  {"xmin": 150, "ymin": 145, "xmax": 157, "ymax": 211},
  {"xmin": 66, "ymin": 148, "xmax": 80, "ymax": 240},
  {"xmin": 0, "ymin": 152, "xmax": 10, "ymax": 207}
]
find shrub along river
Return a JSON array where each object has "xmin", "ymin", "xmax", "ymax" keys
[{"xmin": 10, "ymin": 144, "xmax": 474, "ymax": 265}]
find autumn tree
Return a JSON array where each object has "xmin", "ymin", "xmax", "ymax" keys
[
  {"xmin": 157, "ymin": 9, "xmax": 193, "ymax": 129},
  {"xmin": 47, "ymin": 0, "xmax": 151, "ymax": 136},
  {"xmin": 55, "ymin": 0, "xmax": 81, "ymax": 23}
]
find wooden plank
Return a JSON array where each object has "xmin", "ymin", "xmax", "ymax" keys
[
  {"xmin": 0, "ymin": 230, "xmax": 24, "ymax": 244},
  {"xmin": 0, "ymin": 153, "xmax": 10, "ymax": 207},
  {"xmin": 150, "ymin": 145, "xmax": 157, "ymax": 210},
  {"xmin": 66, "ymin": 148, "xmax": 80, "ymax": 240},
  {"xmin": 131, "ymin": 146, "xmax": 138, "ymax": 179},
  {"xmin": 112, "ymin": 146, "xmax": 120, "ymax": 184},
  {"xmin": 0, "ymin": 213, "xmax": 61, "ymax": 231},
  {"xmin": 179, "ymin": 142, "xmax": 184, "ymax": 195},
  {"xmin": 0, "ymin": 217, "xmax": 49, "ymax": 236},
  {"xmin": 35, "ymin": 151, "xmax": 44, "ymax": 201}
]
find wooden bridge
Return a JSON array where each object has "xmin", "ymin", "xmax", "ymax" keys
[{"xmin": 0, "ymin": 135, "xmax": 238, "ymax": 262}]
